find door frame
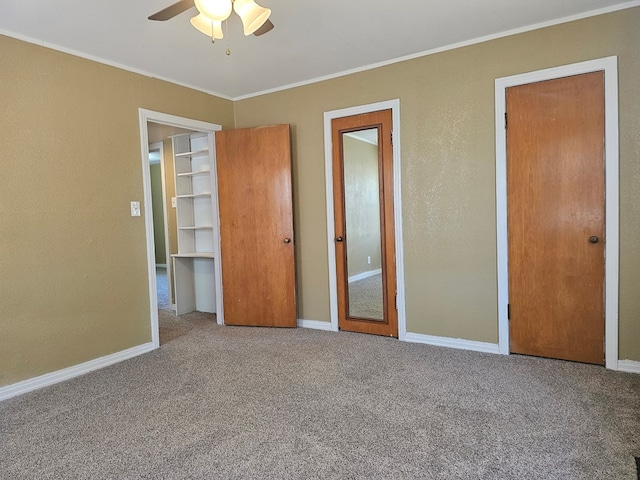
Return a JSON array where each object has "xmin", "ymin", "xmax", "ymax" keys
[
  {"xmin": 323, "ymin": 99, "xmax": 407, "ymax": 339},
  {"xmin": 138, "ymin": 109, "xmax": 223, "ymax": 348},
  {"xmin": 494, "ymin": 56, "xmax": 619, "ymax": 369}
]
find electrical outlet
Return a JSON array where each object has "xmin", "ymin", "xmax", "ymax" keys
[
  {"xmin": 367, "ymin": 256, "xmax": 371, "ymax": 264},
  {"xmin": 130, "ymin": 201, "xmax": 141, "ymax": 217}
]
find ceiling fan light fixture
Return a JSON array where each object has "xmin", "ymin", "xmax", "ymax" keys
[
  {"xmin": 190, "ymin": 14, "xmax": 224, "ymax": 39},
  {"xmin": 233, "ymin": 0, "xmax": 271, "ymax": 36},
  {"xmin": 194, "ymin": 0, "xmax": 233, "ymax": 22}
]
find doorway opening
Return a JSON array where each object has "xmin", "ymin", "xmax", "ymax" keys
[
  {"xmin": 324, "ymin": 100, "xmax": 406, "ymax": 339},
  {"xmin": 138, "ymin": 110, "xmax": 223, "ymax": 348},
  {"xmin": 495, "ymin": 56, "xmax": 620, "ymax": 368}
]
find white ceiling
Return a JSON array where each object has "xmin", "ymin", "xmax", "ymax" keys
[{"xmin": 0, "ymin": 1, "xmax": 635, "ymax": 99}]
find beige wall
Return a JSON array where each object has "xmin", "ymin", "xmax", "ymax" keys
[
  {"xmin": 234, "ymin": 8, "xmax": 640, "ymax": 360},
  {"xmin": 0, "ymin": 34, "xmax": 234, "ymax": 386},
  {"xmin": 149, "ymin": 163, "xmax": 166, "ymax": 265}
]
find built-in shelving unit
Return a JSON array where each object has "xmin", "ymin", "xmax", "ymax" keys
[{"xmin": 171, "ymin": 133, "xmax": 217, "ymax": 315}]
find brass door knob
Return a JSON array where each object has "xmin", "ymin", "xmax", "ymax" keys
[
  {"xmin": 589, "ymin": 236, "xmax": 599, "ymax": 244},
  {"xmin": 283, "ymin": 238, "xmax": 291, "ymax": 244}
]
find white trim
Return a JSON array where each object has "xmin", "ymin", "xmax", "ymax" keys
[
  {"xmin": 323, "ymin": 99, "xmax": 406, "ymax": 339},
  {"xmin": 323, "ymin": 114, "xmax": 340, "ymax": 334},
  {"xmin": 494, "ymin": 56, "xmax": 620, "ymax": 367},
  {"xmin": 155, "ymin": 263, "xmax": 167, "ymax": 268},
  {"xmin": 348, "ymin": 268, "xmax": 382, "ymax": 284},
  {"xmin": 404, "ymin": 333, "xmax": 501, "ymax": 355},
  {"xmin": 1, "ymin": 2, "xmax": 637, "ymax": 102},
  {"xmin": 139, "ymin": 116, "xmax": 160, "ymax": 347},
  {"xmin": 207, "ymin": 130, "xmax": 225, "ymax": 327},
  {"xmin": 0, "ymin": 28, "xmax": 234, "ymax": 101},
  {"xmin": 0, "ymin": 342, "xmax": 155, "ymax": 402},
  {"xmin": 617, "ymin": 360, "xmax": 640, "ymax": 374},
  {"xmin": 234, "ymin": 2, "xmax": 640, "ymax": 101},
  {"xmin": 138, "ymin": 109, "xmax": 224, "ymax": 349},
  {"xmin": 297, "ymin": 319, "xmax": 336, "ymax": 332},
  {"xmin": 391, "ymin": 104, "xmax": 407, "ymax": 342}
]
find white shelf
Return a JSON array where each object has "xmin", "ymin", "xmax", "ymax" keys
[
  {"xmin": 172, "ymin": 132, "xmax": 217, "ymax": 316},
  {"xmin": 177, "ymin": 169, "xmax": 210, "ymax": 177},
  {"xmin": 176, "ymin": 192, "xmax": 212, "ymax": 199},
  {"xmin": 172, "ymin": 253, "xmax": 215, "ymax": 259},
  {"xmin": 174, "ymin": 148, "xmax": 209, "ymax": 158}
]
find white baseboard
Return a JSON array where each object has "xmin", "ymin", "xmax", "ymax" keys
[
  {"xmin": 297, "ymin": 319, "xmax": 336, "ymax": 331},
  {"xmin": 3, "ymin": 331, "xmax": 633, "ymax": 403},
  {"xmin": 404, "ymin": 332, "xmax": 501, "ymax": 354},
  {"xmin": 0, "ymin": 342, "xmax": 156, "ymax": 402},
  {"xmin": 617, "ymin": 359, "xmax": 640, "ymax": 374},
  {"xmin": 348, "ymin": 268, "xmax": 382, "ymax": 283}
]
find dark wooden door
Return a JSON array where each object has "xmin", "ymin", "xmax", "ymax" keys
[
  {"xmin": 506, "ymin": 72, "xmax": 605, "ymax": 364},
  {"xmin": 332, "ymin": 109, "xmax": 397, "ymax": 337},
  {"xmin": 215, "ymin": 124, "xmax": 296, "ymax": 327}
]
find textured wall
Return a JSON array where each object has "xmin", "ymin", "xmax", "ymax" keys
[
  {"xmin": 150, "ymin": 163, "xmax": 166, "ymax": 265},
  {"xmin": 0, "ymin": 35, "xmax": 234, "ymax": 386},
  {"xmin": 234, "ymin": 8, "xmax": 640, "ymax": 360}
]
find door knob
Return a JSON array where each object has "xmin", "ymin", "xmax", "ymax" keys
[
  {"xmin": 589, "ymin": 236, "xmax": 599, "ymax": 244},
  {"xmin": 336, "ymin": 236, "xmax": 343, "ymax": 242},
  {"xmin": 283, "ymin": 238, "xmax": 291, "ymax": 244}
]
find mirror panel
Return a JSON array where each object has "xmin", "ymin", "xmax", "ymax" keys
[{"xmin": 342, "ymin": 128, "xmax": 384, "ymax": 321}]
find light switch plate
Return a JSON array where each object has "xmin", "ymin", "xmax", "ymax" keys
[
  {"xmin": 171, "ymin": 197, "xmax": 177, "ymax": 208},
  {"xmin": 130, "ymin": 201, "xmax": 141, "ymax": 217}
]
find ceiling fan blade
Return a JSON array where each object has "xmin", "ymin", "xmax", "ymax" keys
[
  {"xmin": 253, "ymin": 19, "xmax": 274, "ymax": 36},
  {"xmin": 148, "ymin": 0, "xmax": 195, "ymax": 21}
]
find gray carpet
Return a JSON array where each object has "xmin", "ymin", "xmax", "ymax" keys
[
  {"xmin": 155, "ymin": 265, "xmax": 216, "ymax": 346},
  {"xmin": 1, "ymin": 322, "xmax": 639, "ymax": 479},
  {"xmin": 156, "ymin": 265, "xmax": 215, "ymax": 345},
  {"xmin": 156, "ymin": 266, "xmax": 171, "ymax": 311}
]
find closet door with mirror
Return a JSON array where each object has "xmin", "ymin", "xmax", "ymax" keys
[{"xmin": 332, "ymin": 110, "xmax": 397, "ymax": 337}]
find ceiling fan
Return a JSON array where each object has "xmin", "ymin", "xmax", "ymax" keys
[{"xmin": 149, "ymin": 0, "xmax": 274, "ymax": 38}]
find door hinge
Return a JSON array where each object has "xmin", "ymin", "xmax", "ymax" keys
[
  {"xmin": 395, "ymin": 293, "xmax": 398, "ymax": 310},
  {"xmin": 507, "ymin": 303, "xmax": 511, "ymax": 320},
  {"xmin": 390, "ymin": 130, "xmax": 394, "ymax": 146},
  {"xmin": 504, "ymin": 112, "xmax": 508, "ymax": 129}
]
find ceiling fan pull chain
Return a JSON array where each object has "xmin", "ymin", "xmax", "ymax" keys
[{"xmin": 225, "ymin": 19, "xmax": 231, "ymax": 55}]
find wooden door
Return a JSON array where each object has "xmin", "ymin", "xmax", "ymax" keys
[
  {"xmin": 506, "ymin": 72, "xmax": 605, "ymax": 364},
  {"xmin": 215, "ymin": 124, "xmax": 296, "ymax": 327},
  {"xmin": 332, "ymin": 110, "xmax": 397, "ymax": 337}
]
